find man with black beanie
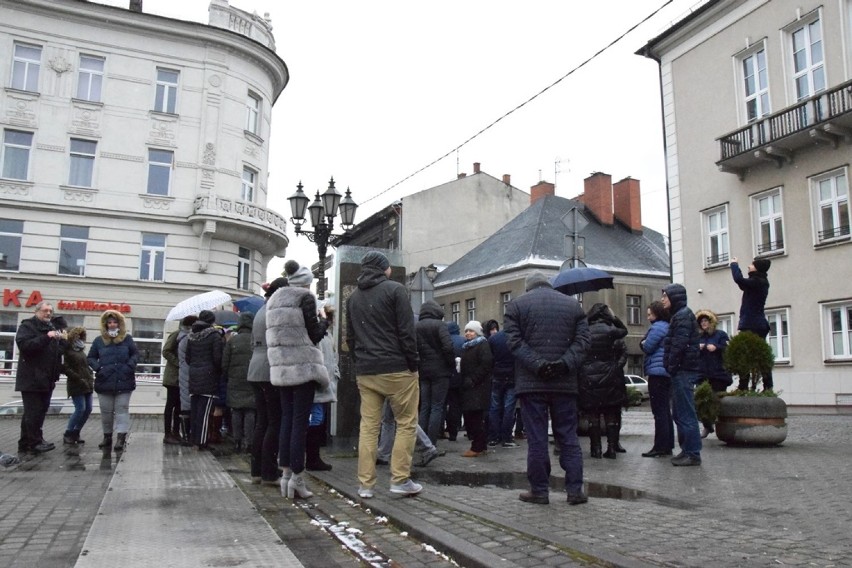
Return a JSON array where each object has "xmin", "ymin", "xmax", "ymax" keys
[
  {"xmin": 346, "ymin": 251, "xmax": 422, "ymax": 498},
  {"xmin": 730, "ymin": 256, "xmax": 773, "ymax": 391}
]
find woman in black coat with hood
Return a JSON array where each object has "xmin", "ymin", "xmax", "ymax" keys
[
  {"xmin": 578, "ymin": 303, "xmax": 628, "ymax": 459},
  {"xmin": 731, "ymin": 256, "xmax": 773, "ymax": 390}
]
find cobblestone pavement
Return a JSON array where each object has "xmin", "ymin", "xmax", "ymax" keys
[{"xmin": 1, "ymin": 409, "xmax": 851, "ymax": 567}]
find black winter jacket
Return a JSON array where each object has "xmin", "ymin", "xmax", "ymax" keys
[
  {"xmin": 662, "ymin": 284, "xmax": 700, "ymax": 375},
  {"xmin": 87, "ymin": 310, "xmax": 138, "ymax": 395},
  {"xmin": 63, "ymin": 328, "xmax": 93, "ymax": 397},
  {"xmin": 223, "ymin": 314, "xmax": 256, "ymax": 409},
  {"xmin": 578, "ymin": 305, "xmax": 628, "ymax": 410},
  {"xmin": 731, "ymin": 262, "xmax": 770, "ymax": 333},
  {"xmin": 346, "ymin": 266, "xmax": 418, "ymax": 375},
  {"xmin": 460, "ymin": 337, "xmax": 493, "ymax": 411},
  {"xmin": 416, "ymin": 301, "xmax": 455, "ymax": 381},
  {"xmin": 185, "ymin": 321, "xmax": 224, "ymax": 396},
  {"xmin": 504, "ymin": 282, "xmax": 591, "ymax": 396},
  {"xmin": 488, "ymin": 331, "xmax": 515, "ymax": 379},
  {"xmin": 15, "ymin": 316, "xmax": 62, "ymax": 392}
]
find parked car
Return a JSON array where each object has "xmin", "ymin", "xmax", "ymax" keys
[
  {"xmin": 0, "ymin": 398, "xmax": 68, "ymax": 415},
  {"xmin": 624, "ymin": 375, "xmax": 649, "ymax": 401}
]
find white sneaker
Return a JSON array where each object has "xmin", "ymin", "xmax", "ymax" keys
[
  {"xmin": 357, "ymin": 486, "xmax": 374, "ymax": 499},
  {"xmin": 390, "ymin": 479, "xmax": 423, "ymax": 495}
]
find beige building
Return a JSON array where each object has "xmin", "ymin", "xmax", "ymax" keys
[
  {"xmin": 639, "ymin": 0, "xmax": 852, "ymax": 406},
  {"xmin": 0, "ymin": 0, "xmax": 288, "ymax": 374}
]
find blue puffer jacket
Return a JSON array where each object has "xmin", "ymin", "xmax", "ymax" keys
[
  {"xmin": 504, "ymin": 282, "xmax": 591, "ymax": 396},
  {"xmin": 87, "ymin": 310, "xmax": 138, "ymax": 395},
  {"xmin": 662, "ymin": 284, "xmax": 700, "ymax": 375},
  {"xmin": 641, "ymin": 320, "xmax": 669, "ymax": 377}
]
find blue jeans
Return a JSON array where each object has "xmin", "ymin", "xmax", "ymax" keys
[
  {"xmin": 488, "ymin": 377, "xmax": 517, "ymax": 444},
  {"xmin": 67, "ymin": 393, "xmax": 93, "ymax": 434},
  {"xmin": 671, "ymin": 371, "xmax": 701, "ymax": 457},
  {"xmin": 419, "ymin": 376, "xmax": 449, "ymax": 444},
  {"xmin": 278, "ymin": 382, "xmax": 315, "ymax": 474},
  {"xmin": 519, "ymin": 393, "xmax": 583, "ymax": 495},
  {"xmin": 647, "ymin": 376, "xmax": 673, "ymax": 452}
]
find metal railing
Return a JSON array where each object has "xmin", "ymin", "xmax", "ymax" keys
[{"xmin": 718, "ymin": 79, "xmax": 852, "ymax": 162}]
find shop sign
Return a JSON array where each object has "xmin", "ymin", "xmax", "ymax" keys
[{"xmin": 2, "ymin": 288, "xmax": 131, "ymax": 313}]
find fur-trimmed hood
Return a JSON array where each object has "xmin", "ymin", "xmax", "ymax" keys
[
  {"xmin": 66, "ymin": 326, "xmax": 87, "ymax": 347},
  {"xmin": 695, "ymin": 309, "xmax": 718, "ymax": 334},
  {"xmin": 98, "ymin": 310, "xmax": 127, "ymax": 344}
]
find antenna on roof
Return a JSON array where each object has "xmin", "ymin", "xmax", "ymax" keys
[{"xmin": 555, "ymin": 157, "xmax": 570, "ymax": 189}]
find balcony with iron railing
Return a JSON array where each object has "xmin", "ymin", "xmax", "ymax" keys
[{"xmin": 717, "ymin": 79, "xmax": 852, "ymax": 179}]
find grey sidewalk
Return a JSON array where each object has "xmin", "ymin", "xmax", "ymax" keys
[{"xmin": 2, "ymin": 410, "xmax": 852, "ymax": 567}]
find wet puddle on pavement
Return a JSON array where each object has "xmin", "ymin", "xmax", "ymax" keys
[{"xmin": 413, "ymin": 470, "xmax": 689, "ymax": 508}]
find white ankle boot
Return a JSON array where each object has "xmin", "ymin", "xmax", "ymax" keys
[
  {"xmin": 287, "ymin": 472, "xmax": 313, "ymax": 499},
  {"xmin": 279, "ymin": 468, "xmax": 292, "ymax": 497}
]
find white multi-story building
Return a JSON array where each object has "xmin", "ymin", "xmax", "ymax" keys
[
  {"xmin": 639, "ymin": 0, "xmax": 852, "ymax": 406},
  {"xmin": 0, "ymin": 0, "xmax": 288, "ymax": 374}
]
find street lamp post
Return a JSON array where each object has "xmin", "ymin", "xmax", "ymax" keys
[{"xmin": 288, "ymin": 177, "xmax": 357, "ymax": 300}]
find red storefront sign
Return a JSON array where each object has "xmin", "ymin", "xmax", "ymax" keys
[{"xmin": 2, "ymin": 288, "xmax": 132, "ymax": 313}]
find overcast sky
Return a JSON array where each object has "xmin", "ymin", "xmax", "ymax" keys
[{"xmin": 94, "ymin": 0, "xmax": 705, "ymax": 282}]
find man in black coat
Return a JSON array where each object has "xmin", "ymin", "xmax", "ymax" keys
[
  {"xmin": 730, "ymin": 257, "xmax": 773, "ymax": 390},
  {"xmin": 504, "ymin": 272, "xmax": 591, "ymax": 506},
  {"xmin": 15, "ymin": 301, "xmax": 64, "ymax": 453}
]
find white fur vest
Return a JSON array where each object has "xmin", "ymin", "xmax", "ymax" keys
[{"xmin": 266, "ymin": 287, "xmax": 330, "ymax": 389}]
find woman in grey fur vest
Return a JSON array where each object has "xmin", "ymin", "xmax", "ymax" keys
[{"xmin": 266, "ymin": 261, "xmax": 329, "ymax": 499}]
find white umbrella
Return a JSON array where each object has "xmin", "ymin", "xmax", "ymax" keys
[{"xmin": 165, "ymin": 290, "xmax": 232, "ymax": 321}]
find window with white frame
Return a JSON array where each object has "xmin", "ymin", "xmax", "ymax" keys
[
  {"xmin": 76, "ymin": 55, "xmax": 104, "ymax": 102},
  {"xmin": 1, "ymin": 130, "xmax": 33, "ymax": 181},
  {"xmin": 466, "ymin": 299, "xmax": 476, "ymax": 322},
  {"xmin": 501, "ymin": 292, "xmax": 512, "ymax": 315},
  {"xmin": 146, "ymin": 149, "xmax": 173, "ymax": 196},
  {"xmin": 823, "ymin": 300, "xmax": 852, "ymax": 360},
  {"xmin": 789, "ymin": 14, "xmax": 825, "ymax": 102},
  {"xmin": 451, "ymin": 302, "xmax": 460, "ymax": 324},
  {"xmin": 246, "ymin": 92, "xmax": 261, "ymax": 135},
  {"xmin": 811, "ymin": 168, "xmax": 850, "ymax": 243},
  {"xmin": 0, "ymin": 219, "xmax": 23, "ymax": 272},
  {"xmin": 139, "ymin": 233, "xmax": 166, "ymax": 281},
  {"xmin": 741, "ymin": 43, "xmax": 770, "ymax": 123},
  {"xmin": 627, "ymin": 295, "xmax": 642, "ymax": 325},
  {"xmin": 11, "ymin": 43, "xmax": 41, "ymax": 92},
  {"xmin": 716, "ymin": 314, "xmax": 736, "ymax": 338},
  {"xmin": 237, "ymin": 247, "xmax": 250, "ymax": 290},
  {"xmin": 131, "ymin": 318, "xmax": 164, "ymax": 374},
  {"xmin": 241, "ymin": 167, "xmax": 256, "ymax": 202},
  {"xmin": 766, "ymin": 308, "xmax": 790, "ymax": 363},
  {"xmin": 68, "ymin": 138, "xmax": 96, "ymax": 187},
  {"xmin": 753, "ymin": 188, "xmax": 784, "ymax": 254},
  {"xmin": 154, "ymin": 68, "xmax": 179, "ymax": 114},
  {"xmin": 703, "ymin": 205, "xmax": 729, "ymax": 267},
  {"xmin": 58, "ymin": 225, "xmax": 88, "ymax": 276},
  {"xmin": 0, "ymin": 311, "xmax": 18, "ymax": 371}
]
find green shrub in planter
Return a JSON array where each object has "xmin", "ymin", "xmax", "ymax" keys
[
  {"xmin": 723, "ymin": 331, "xmax": 775, "ymax": 393},
  {"xmin": 625, "ymin": 386, "xmax": 643, "ymax": 408},
  {"xmin": 694, "ymin": 380, "xmax": 721, "ymax": 425}
]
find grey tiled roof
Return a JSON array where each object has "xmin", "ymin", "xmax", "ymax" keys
[{"xmin": 434, "ymin": 194, "xmax": 670, "ymax": 287}]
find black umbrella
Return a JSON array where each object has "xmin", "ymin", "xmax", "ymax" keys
[
  {"xmin": 551, "ymin": 267, "xmax": 614, "ymax": 295},
  {"xmin": 212, "ymin": 309, "xmax": 239, "ymax": 326}
]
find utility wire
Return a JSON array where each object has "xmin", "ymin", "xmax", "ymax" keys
[{"xmin": 361, "ymin": 0, "xmax": 676, "ymax": 206}]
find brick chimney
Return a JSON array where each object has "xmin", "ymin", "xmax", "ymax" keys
[
  {"xmin": 502, "ymin": 174, "xmax": 511, "ymax": 185},
  {"xmin": 457, "ymin": 172, "xmax": 467, "ymax": 179},
  {"xmin": 130, "ymin": 0, "xmax": 143, "ymax": 12},
  {"xmin": 530, "ymin": 180, "xmax": 555, "ymax": 205},
  {"xmin": 473, "ymin": 162, "xmax": 481, "ymax": 174},
  {"xmin": 613, "ymin": 177, "xmax": 642, "ymax": 233},
  {"xmin": 583, "ymin": 172, "xmax": 613, "ymax": 225}
]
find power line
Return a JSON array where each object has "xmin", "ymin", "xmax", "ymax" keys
[{"xmin": 361, "ymin": 0, "xmax": 676, "ymax": 206}]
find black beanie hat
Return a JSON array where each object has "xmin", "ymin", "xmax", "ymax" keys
[
  {"xmin": 198, "ymin": 310, "xmax": 216, "ymax": 324},
  {"xmin": 753, "ymin": 258, "xmax": 771, "ymax": 274},
  {"xmin": 362, "ymin": 251, "xmax": 390, "ymax": 271},
  {"xmin": 263, "ymin": 277, "xmax": 289, "ymax": 299}
]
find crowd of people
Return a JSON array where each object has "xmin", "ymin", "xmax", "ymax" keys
[{"xmin": 7, "ymin": 252, "xmax": 774, "ymax": 510}]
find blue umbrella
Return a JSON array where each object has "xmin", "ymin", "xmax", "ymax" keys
[
  {"xmin": 551, "ymin": 267, "xmax": 614, "ymax": 295},
  {"xmin": 233, "ymin": 296, "xmax": 264, "ymax": 314}
]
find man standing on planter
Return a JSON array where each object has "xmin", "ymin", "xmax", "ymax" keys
[
  {"xmin": 730, "ymin": 257, "xmax": 772, "ymax": 391},
  {"xmin": 661, "ymin": 284, "xmax": 702, "ymax": 467}
]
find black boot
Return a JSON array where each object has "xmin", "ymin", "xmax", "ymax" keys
[
  {"xmin": 614, "ymin": 414, "xmax": 626, "ymax": 452},
  {"xmin": 63, "ymin": 431, "xmax": 76, "ymax": 445},
  {"xmin": 74, "ymin": 431, "xmax": 85, "ymax": 444},
  {"xmin": 305, "ymin": 425, "xmax": 332, "ymax": 471},
  {"xmin": 114, "ymin": 433, "xmax": 127, "ymax": 452},
  {"xmin": 98, "ymin": 434, "xmax": 113, "ymax": 449},
  {"xmin": 603, "ymin": 423, "xmax": 619, "ymax": 459},
  {"xmin": 588, "ymin": 423, "xmax": 602, "ymax": 459}
]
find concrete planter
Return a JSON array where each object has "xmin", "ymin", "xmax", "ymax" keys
[{"xmin": 715, "ymin": 396, "xmax": 788, "ymax": 446}]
